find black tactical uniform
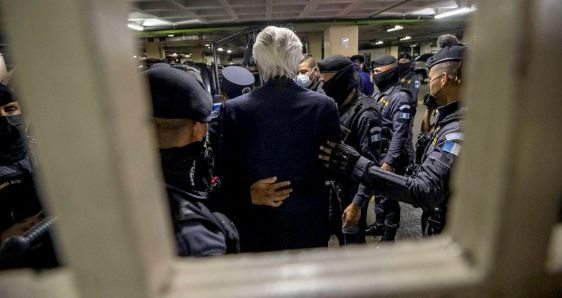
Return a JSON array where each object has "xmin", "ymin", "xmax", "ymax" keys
[
  {"xmin": 398, "ymin": 53, "xmax": 422, "ymax": 167},
  {"xmin": 319, "ymin": 55, "xmax": 382, "ymax": 245},
  {"xmin": 372, "ymin": 80, "xmax": 414, "ymax": 240},
  {"xmin": 0, "ymin": 84, "xmax": 58, "ymax": 269},
  {"xmin": 146, "ymin": 67, "xmax": 239, "ymax": 256},
  {"xmin": 334, "ymin": 93, "xmax": 382, "ymax": 243}
]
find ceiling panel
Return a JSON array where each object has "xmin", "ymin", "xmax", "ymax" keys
[{"xmin": 127, "ymin": 0, "xmax": 474, "ymax": 53}]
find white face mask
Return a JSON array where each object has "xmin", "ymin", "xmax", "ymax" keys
[{"xmin": 295, "ymin": 73, "xmax": 311, "ymax": 88}]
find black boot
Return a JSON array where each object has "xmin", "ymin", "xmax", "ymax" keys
[
  {"xmin": 365, "ymin": 223, "xmax": 385, "ymax": 236},
  {"xmin": 381, "ymin": 227, "xmax": 397, "ymax": 241}
]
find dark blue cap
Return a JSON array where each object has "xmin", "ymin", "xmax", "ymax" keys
[
  {"xmin": 221, "ymin": 66, "xmax": 254, "ymax": 99},
  {"xmin": 0, "ymin": 83, "xmax": 15, "ymax": 106},
  {"xmin": 350, "ymin": 55, "xmax": 364, "ymax": 64},
  {"xmin": 372, "ymin": 54, "xmax": 396, "ymax": 67},
  {"xmin": 145, "ymin": 67, "xmax": 212, "ymax": 122},
  {"xmin": 398, "ymin": 52, "xmax": 412, "ymax": 60},
  {"xmin": 426, "ymin": 44, "xmax": 466, "ymax": 69},
  {"xmin": 150, "ymin": 63, "xmax": 171, "ymax": 69},
  {"xmin": 318, "ymin": 55, "xmax": 353, "ymax": 72}
]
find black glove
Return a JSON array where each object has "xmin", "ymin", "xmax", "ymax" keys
[
  {"xmin": 328, "ymin": 143, "xmax": 361, "ymax": 176},
  {"xmin": 422, "ymin": 93, "xmax": 438, "ymax": 110}
]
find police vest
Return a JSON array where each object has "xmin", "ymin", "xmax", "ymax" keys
[{"xmin": 0, "ymin": 158, "xmax": 42, "ymax": 232}]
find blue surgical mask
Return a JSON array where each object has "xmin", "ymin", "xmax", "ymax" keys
[{"xmin": 295, "ymin": 73, "xmax": 311, "ymax": 88}]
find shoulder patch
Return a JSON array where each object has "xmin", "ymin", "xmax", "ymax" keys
[
  {"xmin": 414, "ymin": 81, "xmax": 421, "ymax": 89},
  {"xmin": 443, "ymin": 140, "xmax": 462, "ymax": 156},
  {"xmin": 445, "ymin": 132, "xmax": 464, "ymax": 141},
  {"xmin": 399, "ymin": 112, "xmax": 411, "ymax": 120},
  {"xmin": 399, "ymin": 104, "xmax": 411, "ymax": 111}
]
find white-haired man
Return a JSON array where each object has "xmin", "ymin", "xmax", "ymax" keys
[{"xmin": 215, "ymin": 26, "xmax": 341, "ymax": 252}]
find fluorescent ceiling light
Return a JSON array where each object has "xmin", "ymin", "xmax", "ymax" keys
[
  {"xmin": 435, "ymin": 6, "xmax": 476, "ymax": 19},
  {"xmin": 411, "ymin": 8, "xmax": 435, "ymax": 15},
  {"xmin": 205, "ymin": 44, "xmax": 210, "ymax": 47},
  {"xmin": 217, "ymin": 48, "xmax": 224, "ymax": 52},
  {"xmin": 400, "ymin": 36, "xmax": 412, "ymax": 41},
  {"xmin": 127, "ymin": 23, "xmax": 143, "ymax": 31},
  {"xmin": 375, "ymin": 41, "xmax": 384, "ymax": 45},
  {"xmin": 226, "ymin": 49, "xmax": 232, "ymax": 54},
  {"xmin": 387, "ymin": 25, "xmax": 404, "ymax": 32},
  {"xmin": 142, "ymin": 18, "xmax": 172, "ymax": 27},
  {"xmin": 174, "ymin": 19, "xmax": 203, "ymax": 25}
]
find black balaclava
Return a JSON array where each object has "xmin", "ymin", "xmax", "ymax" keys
[
  {"xmin": 322, "ymin": 64, "xmax": 359, "ymax": 106},
  {"xmin": 0, "ymin": 115, "xmax": 27, "ymax": 165},
  {"xmin": 374, "ymin": 67, "xmax": 399, "ymax": 92},
  {"xmin": 0, "ymin": 84, "xmax": 27, "ymax": 165},
  {"xmin": 398, "ymin": 62, "xmax": 412, "ymax": 77},
  {"xmin": 159, "ymin": 140, "xmax": 212, "ymax": 195}
]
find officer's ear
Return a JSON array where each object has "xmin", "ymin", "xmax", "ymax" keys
[{"xmin": 440, "ymin": 72, "xmax": 450, "ymax": 88}]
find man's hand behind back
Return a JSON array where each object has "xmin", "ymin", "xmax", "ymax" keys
[{"xmin": 250, "ymin": 177, "xmax": 292, "ymax": 207}]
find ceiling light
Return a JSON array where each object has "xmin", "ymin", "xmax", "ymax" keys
[
  {"xmin": 435, "ymin": 7, "xmax": 476, "ymax": 19},
  {"xmin": 226, "ymin": 49, "xmax": 232, "ymax": 54},
  {"xmin": 168, "ymin": 34, "xmax": 174, "ymax": 37},
  {"xmin": 387, "ymin": 25, "xmax": 404, "ymax": 32},
  {"xmin": 375, "ymin": 41, "xmax": 384, "ymax": 45},
  {"xmin": 205, "ymin": 44, "xmax": 210, "ymax": 47},
  {"xmin": 400, "ymin": 36, "xmax": 412, "ymax": 41},
  {"xmin": 217, "ymin": 47, "xmax": 224, "ymax": 52},
  {"xmin": 142, "ymin": 18, "xmax": 172, "ymax": 27},
  {"xmin": 127, "ymin": 23, "xmax": 144, "ymax": 31}
]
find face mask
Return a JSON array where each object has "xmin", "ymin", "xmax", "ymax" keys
[
  {"xmin": 159, "ymin": 141, "xmax": 212, "ymax": 192},
  {"xmin": 0, "ymin": 115, "xmax": 27, "ymax": 164},
  {"xmin": 374, "ymin": 67, "xmax": 399, "ymax": 92},
  {"xmin": 322, "ymin": 64, "xmax": 359, "ymax": 106},
  {"xmin": 398, "ymin": 62, "xmax": 412, "ymax": 77},
  {"xmin": 295, "ymin": 73, "xmax": 311, "ymax": 88}
]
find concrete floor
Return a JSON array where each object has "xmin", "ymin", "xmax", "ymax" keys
[{"xmin": 330, "ymin": 84, "xmax": 429, "ymax": 247}]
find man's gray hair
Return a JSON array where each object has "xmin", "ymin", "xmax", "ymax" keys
[
  {"xmin": 437, "ymin": 34, "xmax": 459, "ymax": 49},
  {"xmin": 252, "ymin": 26, "xmax": 303, "ymax": 82}
]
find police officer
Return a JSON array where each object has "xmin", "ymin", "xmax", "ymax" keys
[
  {"xmin": 366, "ymin": 55, "xmax": 415, "ymax": 241},
  {"xmin": 319, "ymin": 44, "xmax": 467, "ymax": 236},
  {"xmin": 0, "ymin": 83, "xmax": 57, "ymax": 269},
  {"xmin": 296, "ymin": 54, "xmax": 322, "ymax": 91},
  {"xmin": 208, "ymin": 66, "xmax": 255, "ymax": 167},
  {"xmin": 350, "ymin": 55, "xmax": 374, "ymax": 96},
  {"xmin": 398, "ymin": 52, "xmax": 421, "ymax": 103},
  {"xmin": 146, "ymin": 66, "xmax": 240, "ymax": 256},
  {"xmin": 398, "ymin": 52, "xmax": 421, "ymax": 168},
  {"xmin": 318, "ymin": 55, "xmax": 382, "ymax": 245}
]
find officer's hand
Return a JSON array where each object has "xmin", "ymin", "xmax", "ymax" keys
[
  {"xmin": 250, "ymin": 177, "xmax": 292, "ymax": 208},
  {"xmin": 0, "ymin": 212, "xmax": 42, "ymax": 242},
  {"xmin": 342, "ymin": 202, "xmax": 361, "ymax": 228},
  {"xmin": 381, "ymin": 162, "xmax": 394, "ymax": 172},
  {"xmin": 319, "ymin": 141, "xmax": 361, "ymax": 176}
]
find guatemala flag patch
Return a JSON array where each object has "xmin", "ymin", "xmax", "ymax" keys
[
  {"xmin": 371, "ymin": 134, "xmax": 382, "ymax": 143},
  {"xmin": 443, "ymin": 140, "xmax": 462, "ymax": 156},
  {"xmin": 399, "ymin": 112, "xmax": 411, "ymax": 119}
]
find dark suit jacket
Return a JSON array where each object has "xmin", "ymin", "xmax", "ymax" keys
[{"xmin": 216, "ymin": 77, "xmax": 341, "ymax": 252}]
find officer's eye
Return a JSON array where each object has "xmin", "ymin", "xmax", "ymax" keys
[{"xmin": 3, "ymin": 104, "xmax": 19, "ymax": 114}]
